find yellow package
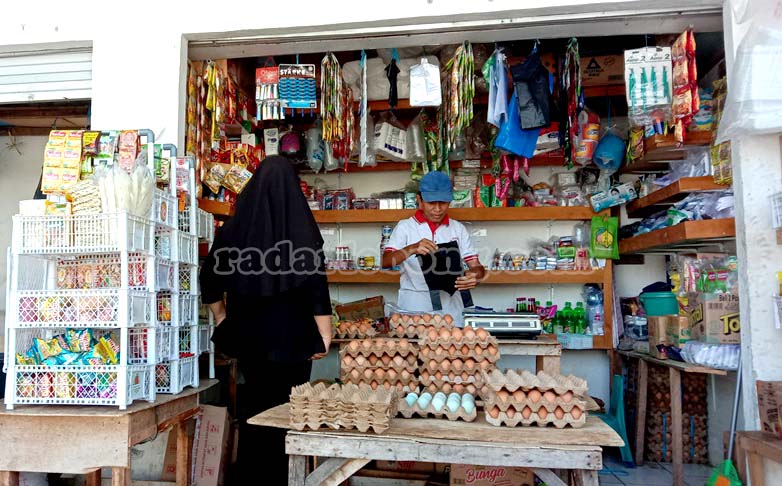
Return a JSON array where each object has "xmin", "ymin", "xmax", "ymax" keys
[
  {"xmin": 62, "ymin": 148, "xmax": 82, "ymax": 170},
  {"xmin": 44, "ymin": 147, "xmax": 64, "ymax": 169},
  {"xmin": 41, "ymin": 167, "xmax": 63, "ymax": 194},
  {"xmin": 47, "ymin": 130, "xmax": 67, "ymax": 148}
]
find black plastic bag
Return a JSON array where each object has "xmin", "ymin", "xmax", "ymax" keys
[{"xmin": 511, "ymin": 50, "xmax": 551, "ymax": 130}]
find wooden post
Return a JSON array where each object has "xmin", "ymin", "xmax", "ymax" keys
[
  {"xmin": 573, "ymin": 469, "xmax": 598, "ymax": 486},
  {"xmin": 748, "ymin": 451, "xmax": 765, "ymax": 486},
  {"xmin": 635, "ymin": 359, "xmax": 648, "ymax": 465},
  {"xmin": 737, "ymin": 434, "xmax": 748, "ymax": 485},
  {"xmin": 670, "ymin": 368, "xmax": 683, "ymax": 486},
  {"xmin": 176, "ymin": 421, "xmax": 192, "ymax": 486},
  {"xmin": 289, "ymin": 455, "xmax": 307, "ymax": 486},
  {"xmin": 0, "ymin": 472, "xmax": 19, "ymax": 486},
  {"xmin": 111, "ymin": 468, "xmax": 130, "ymax": 486},
  {"xmin": 85, "ymin": 469, "xmax": 101, "ymax": 486}
]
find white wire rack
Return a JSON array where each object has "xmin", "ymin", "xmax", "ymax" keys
[
  {"xmin": 156, "ymin": 356, "xmax": 197, "ymax": 394},
  {"xmin": 155, "ymin": 260, "xmax": 176, "ymax": 291},
  {"xmin": 179, "ymin": 325, "xmax": 197, "ymax": 357},
  {"xmin": 150, "ymin": 189, "xmax": 177, "ymax": 229},
  {"xmin": 179, "ymin": 267, "xmax": 193, "ymax": 293},
  {"xmin": 179, "ymin": 207, "xmax": 215, "ymax": 243},
  {"xmin": 12, "ymin": 213, "xmax": 153, "ymax": 255},
  {"xmin": 14, "ymin": 289, "xmax": 154, "ymax": 328}
]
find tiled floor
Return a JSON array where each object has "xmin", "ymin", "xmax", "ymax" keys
[{"xmin": 600, "ymin": 452, "xmax": 715, "ymax": 486}]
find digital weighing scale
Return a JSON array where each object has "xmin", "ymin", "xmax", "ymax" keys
[{"xmin": 463, "ymin": 311, "xmax": 543, "ymax": 339}]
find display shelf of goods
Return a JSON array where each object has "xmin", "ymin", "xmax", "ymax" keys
[
  {"xmin": 327, "ymin": 269, "xmax": 605, "ymax": 285},
  {"xmin": 314, "ymin": 207, "xmax": 601, "ymax": 224},
  {"xmin": 618, "ymin": 219, "xmax": 736, "ymax": 254},
  {"xmin": 338, "ymin": 150, "xmax": 567, "ymax": 173},
  {"xmin": 626, "ymin": 177, "xmax": 729, "ymax": 218},
  {"xmin": 197, "ymin": 199, "xmax": 233, "ymax": 221},
  {"xmin": 619, "ymin": 131, "xmax": 713, "ymax": 174},
  {"xmin": 15, "ymin": 289, "xmax": 154, "ymax": 328}
]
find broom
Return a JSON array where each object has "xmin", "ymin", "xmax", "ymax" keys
[{"xmin": 707, "ymin": 355, "xmax": 742, "ymax": 486}]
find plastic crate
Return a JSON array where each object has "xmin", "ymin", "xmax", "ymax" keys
[
  {"xmin": 129, "ymin": 326, "xmax": 178, "ymax": 364},
  {"xmin": 197, "ymin": 324, "xmax": 213, "ymax": 354},
  {"xmin": 157, "ymin": 292, "xmax": 174, "ymax": 325},
  {"xmin": 8, "ymin": 364, "xmax": 153, "ymax": 407},
  {"xmin": 178, "ymin": 207, "xmax": 194, "ymax": 234},
  {"xmin": 156, "ymin": 260, "xmax": 176, "ymax": 291},
  {"xmin": 156, "ymin": 356, "xmax": 197, "ymax": 394},
  {"xmin": 14, "ymin": 289, "xmax": 153, "ymax": 328},
  {"xmin": 178, "ymin": 233, "xmax": 197, "ymax": 265},
  {"xmin": 179, "ymin": 325, "xmax": 197, "ymax": 357},
  {"xmin": 12, "ymin": 213, "xmax": 153, "ymax": 255},
  {"xmin": 150, "ymin": 189, "xmax": 177, "ymax": 228},
  {"xmin": 179, "ymin": 294, "xmax": 197, "ymax": 326},
  {"xmin": 179, "ymin": 267, "xmax": 193, "ymax": 293},
  {"xmin": 54, "ymin": 254, "xmax": 150, "ymax": 290},
  {"xmin": 198, "ymin": 209, "xmax": 214, "ymax": 241},
  {"xmin": 154, "ymin": 231, "xmax": 173, "ymax": 260}
]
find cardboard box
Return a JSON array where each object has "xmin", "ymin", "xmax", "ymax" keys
[
  {"xmin": 647, "ymin": 315, "xmax": 670, "ymax": 359},
  {"xmin": 162, "ymin": 406, "xmax": 230, "ymax": 485},
  {"xmin": 336, "ymin": 296, "xmax": 385, "ymax": 321},
  {"xmin": 376, "ymin": 460, "xmax": 448, "ymax": 475},
  {"xmin": 581, "ymin": 55, "xmax": 624, "ymax": 86},
  {"xmin": 450, "ymin": 465, "xmax": 535, "ymax": 486},
  {"xmin": 689, "ymin": 292, "xmax": 741, "ymax": 344},
  {"xmin": 666, "ymin": 315, "xmax": 692, "ymax": 347},
  {"xmin": 757, "ymin": 381, "xmax": 782, "ymax": 439}
]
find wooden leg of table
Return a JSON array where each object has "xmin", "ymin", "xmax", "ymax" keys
[
  {"xmin": 0, "ymin": 472, "xmax": 19, "ymax": 486},
  {"xmin": 748, "ymin": 451, "xmax": 765, "ymax": 486},
  {"xmin": 573, "ymin": 469, "xmax": 598, "ymax": 486},
  {"xmin": 289, "ymin": 455, "xmax": 307, "ymax": 486},
  {"xmin": 532, "ymin": 468, "xmax": 567, "ymax": 486},
  {"xmin": 85, "ymin": 469, "xmax": 101, "ymax": 486},
  {"xmin": 304, "ymin": 457, "xmax": 370, "ymax": 486},
  {"xmin": 635, "ymin": 359, "xmax": 648, "ymax": 466},
  {"xmin": 536, "ymin": 356, "xmax": 561, "ymax": 374},
  {"xmin": 670, "ymin": 368, "xmax": 683, "ymax": 486},
  {"xmin": 111, "ymin": 467, "xmax": 130, "ymax": 486},
  {"xmin": 176, "ymin": 420, "xmax": 192, "ymax": 486}
]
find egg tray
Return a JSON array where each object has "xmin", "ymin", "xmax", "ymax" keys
[
  {"xmin": 420, "ymin": 335, "xmax": 499, "ymax": 350},
  {"xmin": 421, "ymin": 381, "xmax": 484, "ymax": 397},
  {"xmin": 483, "ymin": 407, "xmax": 587, "ymax": 429},
  {"xmin": 340, "ymin": 369, "xmax": 418, "ymax": 387},
  {"xmin": 334, "ymin": 327, "xmax": 379, "ymax": 340},
  {"xmin": 289, "ymin": 382, "xmax": 397, "ymax": 433},
  {"xmin": 397, "ymin": 400, "xmax": 477, "ymax": 422},
  {"xmin": 341, "ymin": 361, "xmax": 419, "ymax": 376},
  {"xmin": 419, "ymin": 373, "xmax": 485, "ymax": 388},
  {"xmin": 420, "ymin": 362, "xmax": 495, "ymax": 379},
  {"xmin": 341, "ymin": 349, "xmax": 419, "ymax": 367},
  {"xmin": 290, "ymin": 418, "xmax": 391, "ymax": 434},
  {"xmin": 481, "ymin": 369, "xmax": 589, "ymax": 396},
  {"xmin": 419, "ymin": 347, "xmax": 501, "ymax": 364},
  {"xmin": 342, "ymin": 376, "xmax": 420, "ymax": 393},
  {"xmin": 388, "ymin": 313, "xmax": 455, "ymax": 328},
  {"xmin": 481, "ymin": 393, "xmax": 587, "ymax": 414},
  {"xmin": 341, "ymin": 340, "xmax": 419, "ymax": 359}
]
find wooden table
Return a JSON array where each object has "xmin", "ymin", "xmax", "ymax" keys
[
  {"xmin": 736, "ymin": 431, "xmax": 782, "ymax": 486},
  {"xmin": 0, "ymin": 379, "xmax": 218, "ymax": 486},
  {"xmin": 619, "ymin": 350, "xmax": 728, "ymax": 486},
  {"xmin": 251, "ymin": 403, "xmax": 624, "ymax": 486}
]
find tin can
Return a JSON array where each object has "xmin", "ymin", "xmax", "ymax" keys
[
  {"xmin": 381, "ymin": 225, "xmax": 393, "ymax": 238},
  {"xmin": 364, "ymin": 256, "xmax": 375, "ymax": 268},
  {"xmin": 358, "ymin": 257, "xmax": 366, "ymax": 269}
]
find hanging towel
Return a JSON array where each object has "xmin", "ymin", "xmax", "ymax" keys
[{"xmin": 487, "ymin": 49, "xmax": 509, "ymax": 128}]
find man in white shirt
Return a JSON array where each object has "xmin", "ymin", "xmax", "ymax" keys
[{"xmin": 381, "ymin": 171, "xmax": 486, "ymax": 325}]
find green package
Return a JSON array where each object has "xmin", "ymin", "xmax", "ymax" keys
[
  {"xmin": 590, "ymin": 216, "xmax": 619, "ymax": 259},
  {"xmin": 478, "ymin": 185, "xmax": 493, "ymax": 207}
]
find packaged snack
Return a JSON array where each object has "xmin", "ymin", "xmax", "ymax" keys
[
  {"xmin": 590, "ymin": 216, "xmax": 619, "ymax": 260},
  {"xmin": 37, "ymin": 372, "xmax": 54, "ymax": 398},
  {"xmin": 33, "ymin": 337, "xmax": 64, "ymax": 361},
  {"xmin": 203, "ymin": 164, "xmax": 227, "ymax": 194},
  {"xmin": 95, "ymin": 131, "xmax": 119, "ymax": 168},
  {"xmin": 54, "ymin": 372, "xmax": 75, "ymax": 398},
  {"xmin": 118, "ymin": 130, "xmax": 139, "ymax": 173},
  {"xmin": 590, "ymin": 182, "xmax": 637, "ymax": 212},
  {"xmin": 222, "ymin": 163, "xmax": 253, "ymax": 194},
  {"xmin": 82, "ymin": 131, "xmax": 101, "ymax": 156},
  {"xmin": 95, "ymin": 335, "xmax": 119, "ymax": 365}
]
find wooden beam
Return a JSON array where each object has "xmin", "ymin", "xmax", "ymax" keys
[
  {"xmin": 175, "ymin": 422, "xmax": 191, "ymax": 486},
  {"xmin": 532, "ymin": 468, "xmax": 568, "ymax": 486},
  {"xmin": 670, "ymin": 368, "xmax": 683, "ymax": 486},
  {"xmin": 536, "ymin": 355, "xmax": 561, "ymax": 375},
  {"xmin": 0, "ymin": 127, "xmax": 56, "ymax": 136},
  {"xmin": 304, "ymin": 458, "xmax": 370, "ymax": 486},
  {"xmin": 574, "ymin": 469, "xmax": 599, "ymax": 486},
  {"xmin": 635, "ymin": 359, "xmax": 648, "ymax": 466},
  {"xmin": 85, "ymin": 469, "xmax": 101, "ymax": 486},
  {"xmin": 111, "ymin": 468, "xmax": 130, "ymax": 486},
  {"xmin": 289, "ymin": 455, "xmax": 307, "ymax": 486},
  {"xmin": 0, "ymin": 105, "xmax": 89, "ymax": 119}
]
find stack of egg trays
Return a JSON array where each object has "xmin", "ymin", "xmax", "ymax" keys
[
  {"xmin": 387, "ymin": 313, "xmax": 454, "ymax": 339},
  {"xmin": 418, "ymin": 335, "xmax": 500, "ymax": 390},
  {"xmin": 334, "ymin": 325, "xmax": 378, "ymax": 340},
  {"xmin": 397, "ymin": 387, "xmax": 477, "ymax": 422},
  {"xmin": 289, "ymin": 382, "xmax": 397, "ymax": 433},
  {"xmin": 480, "ymin": 369, "xmax": 589, "ymax": 429},
  {"xmin": 339, "ymin": 339, "xmax": 419, "ymax": 392}
]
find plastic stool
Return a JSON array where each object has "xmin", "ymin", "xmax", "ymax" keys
[{"xmin": 595, "ymin": 374, "xmax": 634, "ymax": 466}]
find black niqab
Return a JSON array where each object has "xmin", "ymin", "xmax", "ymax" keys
[{"xmin": 215, "ymin": 155, "xmax": 324, "ymax": 297}]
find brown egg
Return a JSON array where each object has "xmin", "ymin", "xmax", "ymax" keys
[
  {"xmin": 451, "ymin": 328, "xmax": 463, "ymax": 340},
  {"xmin": 429, "ymin": 384, "xmax": 438, "ymax": 393},
  {"xmin": 442, "ymin": 383, "xmax": 453, "ymax": 394},
  {"xmin": 363, "ymin": 369, "xmax": 374, "ymax": 380},
  {"xmin": 453, "ymin": 384, "xmax": 464, "ymax": 394},
  {"xmin": 464, "ymin": 326, "xmax": 475, "ymax": 339},
  {"xmin": 349, "ymin": 341, "xmax": 359, "ymax": 351},
  {"xmin": 441, "ymin": 359, "xmax": 451, "ymax": 371},
  {"xmin": 387, "ymin": 369, "xmax": 398, "ymax": 380},
  {"xmin": 427, "ymin": 329, "xmax": 439, "ymax": 342},
  {"xmin": 416, "ymin": 325, "xmax": 425, "ymax": 335},
  {"xmin": 400, "ymin": 369, "xmax": 411, "ymax": 380},
  {"xmin": 390, "ymin": 313, "xmax": 401, "ymax": 324},
  {"xmin": 355, "ymin": 355, "xmax": 367, "ymax": 366},
  {"xmin": 479, "ymin": 360, "xmax": 491, "ymax": 370},
  {"xmin": 449, "ymin": 345, "xmax": 458, "ymax": 354},
  {"xmin": 429, "ymin": 359, "xmax": 438, "ymax": 370},
  {"xmin": 383, "ymin": 381, "xmax": 392, "ymax": 390},
  {"xmin": 554, "ymin": 407, "xmax": 565, "ymax": 420},
  {"xmin": 571, "ymin": 407, "xmax": 583, "ymax": 420},
  {"xmin": 562, "ymin": 391, "xmax": 574, "ymax": 403},
  {"xmin": 460, "ymin": 372, "xmax": 469, "ymax": 381},
  {"xmin": 422, "ymin": 314, "xmax": 432, "ymax": 323},
  {"xmin": 487, "ymin": 345, "xmax": 498, "ymax": 356},
  {"xmin": 375, "ymin": 338, "xmax": 386, "ymax": 348},
  {"xmin": 434, "ymin": 371, "xmax": 443, "ymax": 380},
  {"xmin": 421, "ymin": 370, "xmax": 430, "ymax": 380},
  {"xmin": 439, "ymin": 328, "xmax": 451, "ymax": 340},
  {"xmin": 381, "ymin": 355, "xmax": 392, "ymax": 366},
  {"xmin": 393, "ymin": 355, "xmax": 404, "ymax": 367},
  {"xmin": 488, "ymin": 406, "xmax": 501, "ymax": 419},
  {"xmin": 521, "ymin": 407, "xmax": 533, "ymax": 419},
  {"xmin": 342, "ymin": 355, "xmax": 354, "ymax": 367},
  {"xmin": 401, "ymin": 315, "xmax": 411, "ymax": 324},
  {"xmin": 421, "ymin": 347, "xmax": 430, "ymax": 357},
  {"xmin": 435, "ymin": 346, "xmax": 445, "ymax": 357},
  {"xmin": 368, "ymin": 355, "xmax": 379, "ymax": 366},
  {"xmin": 464, "ymin": 359, "xmax": 476, "ymax": 371},
  {"xmin": 407, "ymin": 355, "xmax": 417, "ymax": 365},
  {"xmin": 537, "ymin": 408, "xmax": 549, "ymax": 420},
  {"xmin": 512, "ymin": 390, "xmax": 526, "ymax": 402},
  {"xmin": 481, "ymin": 386, "xmax": 490, "ymax": 396},
  {"xmin": 543, "ymin": 391, "xmax": 557, "ymax": 403},
  {"xmin": 497, "ymin": 390, "xmax": 510, "ymax": 403},
  {"xmin": 350, "ymin": 369, "xmax": 360, "ymax": 380},
  {"xmin": 466, "ymin": 384, "xmax": 477, "ymax": 395},
  {"xmin": 452, "ymin": 359, "xmax": 463, "ymax": 372},
  {"xmin": 476, "ymin": 328, "xmax": 488, "ymax": 339},
  {"xmin": 397, "ymin": 382, "xmax": 405, "ymax": 392},
  {"xmin": 528, "ymin": 390, "xmax": 542, "ymax": 403},
  {"xmin": 506, "ymin": 407, "xmax": 516, "ymax": 419},
  {"xmin": 396, "ymin": 325, "xmax": 405, "ymax": 334},
  {"xmin": 399, "ymin": 338, "xmax": 409, "ymax": 348},
  {"xmin": 444, "ymin": 314, "xmax": 454, "ymax": 325},
  {"xmin": 362, "ymin": 339, "xmax": 372, "ymax": 349},
  {"xmin": 374, "ymin": 369, "xmax": 385, "ymax": 380},
  {"xmin": 432, "ymin": 314, "xmax": 443, "ymax": 325}
]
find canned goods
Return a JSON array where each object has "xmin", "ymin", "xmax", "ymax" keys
[
  {"xmin": 364, "ymin": 256, "xmax": 375, "ymax": 268},
  {"xmin": 336, "ymin": 246, "xmax": 351, "ymax": 261}
]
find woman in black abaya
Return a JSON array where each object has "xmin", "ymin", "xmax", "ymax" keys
[{"xmin": 200, "ymin": 156, "xmax": 332, "ymax": 483}]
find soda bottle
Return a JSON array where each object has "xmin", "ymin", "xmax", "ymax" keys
[
  {"xmin": 575, "ymin": 302, "xmax": 587, "ymax": 334},
  {"xmin": 554, "ymin": 311, "xmax": 565, "ymax": 334},
  {"xmin": 563, "ymin": 302, "xmax": 574, "ymax": 333}
]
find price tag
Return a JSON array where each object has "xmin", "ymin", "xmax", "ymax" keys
[{"xmin": 462, "ymin": 159, "xmax": 481, "ymax": 169}]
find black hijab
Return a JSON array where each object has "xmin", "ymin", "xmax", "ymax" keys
[{"xmin": 213, "ymin": 155, "xmax": 324, "ymax": 297}]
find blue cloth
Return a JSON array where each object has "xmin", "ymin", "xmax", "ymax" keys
[
  {"xmin": 419, "ymin": 171, "xmax": 454, "ymax": 202},
  {"xmin": 488, "ymin": 50, "xmax": 509, "ymax": 128},
  {"xmin": 495, "ymin": 88, "xmax": 541, "ymax": 158}
]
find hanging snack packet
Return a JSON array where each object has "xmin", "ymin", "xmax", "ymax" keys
[
  {"xmin": 203, "ymin": 164, "xmax": 227, "ymax": 194},
  {"xmin": 223, "ymin": 163, "xmax": 254, "ymax": 194},
  {"xmin": 590, "ymin": 215, "xmax": 619, "ymax": 259},
  {"xmin": 118, "ymin": 130, "xmax": 139, "ymax": 173}
]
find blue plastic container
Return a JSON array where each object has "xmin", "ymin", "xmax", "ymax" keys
[{"xmin": 639, "ymin": 291, "xmax": 679, "ymax": 316}]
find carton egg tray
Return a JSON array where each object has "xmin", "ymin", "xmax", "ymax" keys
[
  {"xmin": 388, "ymin": 312, "xmax": 455, "ymax": 328},
  {"xmin": 341, "ymin": 351, "xmax": 418, "ymax": 370},
  {"xmin": 481, "ymin": 369, "xmax": 589, "ymax": 396},
  {"xmin": 398, "ymin": 389, "xmax": 477, "ymax": 422},
  {"xmin": 341, "ymin": 376, "xmax": 420, "ymax": 393},
  {"xmin": 420, "ymin": 345, "xmax": 501, "ymax": 364},
  {"xmin": 334, "ymin": 327, "xmax": 378, "ymax": 340},
  {"xmin": 341, "ymin": 338, "xmax": 418, "ymax": 359},
  {"xmin": 388, "ymin": 324, "xmax": 448, "ymax": 339},
  {"xmin": 483, "ymin": 401, "xmax": 586, "ymax": 429},
  {"xmin": 289, "ymin": 382, "xmax": 398, "ymax": 433},
  {"xmin": 420, "ymin": 381, "xmax": 483, "ymax": 396},
  {"xmin": 420, "ymin": 359, "xmax": 493, "ymax": 378},
  {"xmin": 482, "ymin": 388, "xmax": 588, "ymax": 414},
  {"xmin": 420, "ymin": 332, "xmax": 497, "ymax": 349},
  {"xmin": 341, "ymin": 366, "xmax": 418, "ymax": 384}
]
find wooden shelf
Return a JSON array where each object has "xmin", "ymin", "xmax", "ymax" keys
[
  {"xmin": 198, "ymin": 199, "xmax": 233, "ymax": 220},
  {"xmin": 583, "ymin": 85, "xmax": 625, "ymax": 98},
  {"xmin": 334, "ymin": 150, "xmax": 566, "ymax": 173},
  {"xmin": 361, "ymin": 95, "xmax": 490, "ymax": 112},
  {"xmin": 314, "ymin": 206, "xmax": 601, "ymax": 224},
  {"xmin": 619, "ymin": 218, "xmax": 736, "ymax": 254},
  {"xmin": 626, "ymin": 177, "xmax": 729, "ymax": 218},
  {"xmin": 619, "ymin": 131, "xmax": 713, "ymax": 174},
  {"xmin": 619, "ymin": 350, "xmax": 728, "ymax": 375},
  {"xmin": 327, "ymin": 269, "xmax": 605, "ymax": 285}
]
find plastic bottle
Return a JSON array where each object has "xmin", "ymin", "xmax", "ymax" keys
[
  {"xmin": 563, "ymin": 302, "xmax": 574, "ymax": 333},
  {"xmin": 554, "ymin": 311, "xmax": 565, "ymax": 334},
  {"xmin": 575, "ymin": 302, "xmax": 587, "ymax": 334},
  {"xmin": 583, "ymin": 285, "xmax": 605, "ymax": 336}
]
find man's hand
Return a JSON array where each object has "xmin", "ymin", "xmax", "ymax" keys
[
  {"xmin": 408, "ymin": 238, "xmax": 437, "ymax": 256},
  {"xmin": 455, "ymin": 271, "xmax": 480, "ymax": 291}
]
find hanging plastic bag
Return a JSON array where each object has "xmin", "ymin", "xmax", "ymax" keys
[
  {"xmin": 406, "ymin": 112, "xmax": 427, "ymax": 163},
  {"xmin": 495, "ymin": 88, "xmax": 540, "ymax": 158},
  {"xmin": 590, "ymin": 215, "xmax": 619, "ymax": 260},
  {"xmin": 409, "ymin": 58, "xmax": 442, "ymax": 107},
  {"xmin": 593, "ymin": 128, "xmax": 625, "ymax": 174},
  {"xmin": 306, "ymin": 123, "xmax": 325, "ymax": 173},
  {"xmin": 373, "ymin": 112, "xmax": 408, "ymax": 162},
  {"xmin": 323, "ymin": 142, "xmax": 339, "ymax": 172}
]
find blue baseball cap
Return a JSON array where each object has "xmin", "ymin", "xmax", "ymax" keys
[{"xmin": 419, "ymin": 171, "xmax": 453, "ymax": 202}]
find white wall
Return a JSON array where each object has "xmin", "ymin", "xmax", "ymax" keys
[{"xmin": 0, "ymin": 135, "xmax": 47, "ymax": 349}]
